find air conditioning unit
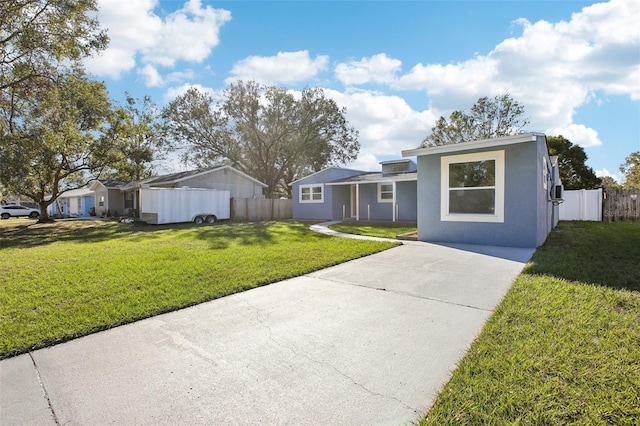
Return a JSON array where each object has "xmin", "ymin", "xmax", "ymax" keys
[{"xmin": 550, "ymin": 184, "xmax": 564, "ymax": 201}]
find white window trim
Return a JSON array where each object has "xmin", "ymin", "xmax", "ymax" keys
[
  {"xmin": 440, "ymin": 150, "xmax": 505, "ymax": 223},
  {"xmin": 377, "ymin": 183, "xmax": 394, "ymax": 203},
  {"xmin": 299, "ymin": 184, "xmax": 324, "ymax": 203}
]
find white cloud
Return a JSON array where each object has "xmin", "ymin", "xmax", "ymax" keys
[
  {"xmin": 391, "ymin": 0, "xmax": 639, "ymax": 140},
  {"xmin": 546, "ymin": 124, "xmax": 602, "ymax": 147},
  {"xmin": 334, "ymin": 54, "xmax": 402, "ymax": 86},
  {"xmin": 163, "ymin": 83, "xmax": 219, "ymax": 103},
  {"xmin": 395, "ymin": 56, "xmax": 498, "ymax": 99},
  {"xmin": 166, "ymin": 69, "xmax": 196, "ymax": 84},
  {"xmin": 226, "ymin": 51, "xmax": 329, "ymax": 85},
  {"xmin": 86, "ymin": 0, "xmax": 230, "ymax": 82},
  {"xmin": 331, "ymin": 1, "xmax": 636, "ymax": 165},
  {"xmin": 348, "ymin": 152, "xmax": 381, "ymax": 172},
  {"xmin": 142, "ymin": 0, "xmax": 231, "ymax": 67},
  {"xmin": 323, "ymin": 89, "xmax": 436, "ymax": 167},
  {"xmin": 138, "ymin": 64, "xmax": 163, "ymax": 87},
  {"xmin": 596, "ymin": 168, "xmax": 621, "ymax": 183}
]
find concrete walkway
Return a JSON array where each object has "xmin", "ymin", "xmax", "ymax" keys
[
  {"xmin": 309, "ymin": 220, "xmax": 402, "ymax": 243},
  {"xmin": 1, "ymin": 226, "xmax": 534, "ymax": 426}
]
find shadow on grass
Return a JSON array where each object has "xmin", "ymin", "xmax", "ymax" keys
[
  {"xmin": 522, "ymin": 221, "xmax": 640, "ymax": 292},
  {"xmin": 0, "ymin": 220, "xmax": 130, "ymax": 249},
  {"xmin": 0, "ymin": 219, "xmax": 321, "ymax": 251}
]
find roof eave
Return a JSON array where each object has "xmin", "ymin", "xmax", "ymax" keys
[
  {"xmin": 288, "ymin": 166, "xmax": 365, "ymax": 186},
  {"xmin": 402, "ymin": 133, "xmax": 543, "ymax": 157},
  {"xmin": 326, "ymin": 175, "xmax": 418, "ymax": 186}
]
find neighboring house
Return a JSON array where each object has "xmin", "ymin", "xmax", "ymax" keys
[
  {"xmin": 121, "ymin": 166, "xmax": 267, "ymax": 213},
  {"xmin": 402, "ymin": 133, "xmax": 562, "ymax": 248},
  {"xmin": 291, "ymin": 159, "xmax": 417, "ymax": 222},
  {"xmin": 89, "ymin": 180, "xmax": 129, "ymax": 217},
  {"xmin": 91, "ymin": 166, "xmax": 267, "ymax": 217},
  {"xmin": 48, "ymin": 187, "xmax": 96, "ymax": 218}
]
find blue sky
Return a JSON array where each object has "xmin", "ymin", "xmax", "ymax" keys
[{"xmin": 85, "ymin": 0, "xmax": 640, "ymax": 182}]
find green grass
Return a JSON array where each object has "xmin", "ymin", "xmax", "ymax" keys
[
  {"xmin": 421, "ymin": 221, "xmax": 640, "ymax": 425},
  {"xmin": 328, "ymin": 222, "xmax": 416, "ymax": 239},
  {"xmin": 0, "ymin": 219, "xmax": 397, "ymax": 359}
]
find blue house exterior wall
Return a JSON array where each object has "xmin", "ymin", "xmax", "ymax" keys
[
  {"xmin": 350, "ymin": 181, "xmax": 417, "ymax": 221},
  {"xmin": 396, "ymin": 181, "xmax": 418, "ymax": 221},
  {"xmin": 415, "ymin": 136, "xmax": 553, "ymax": 248},
  {"xmin": 356, "ymin": 184, "xmax": 389, "ymax": 220},
  {"xmin": 331, "ymin": 185, "xmax": 352, "ymax": 219},
  {"xmin": 292, "ymin": 165, "xmax": 418, "ymax": 223},
  {"xmin": 49, "ymin": 195, "xmax": 95, "ymax": 217},
  {"xmin": 291, "ymin": 168, "xmax": 363, "ymax": 220}
]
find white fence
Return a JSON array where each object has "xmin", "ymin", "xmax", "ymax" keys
[{"xmin": 559, "ymin": 189, "xmax": 602, "ymax": 221}]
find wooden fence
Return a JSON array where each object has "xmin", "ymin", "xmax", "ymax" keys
[
  {"xmin": 230, "ymin": 198, "xmax": 292, "ymax": 222},
  {"xmin": 603, "ymin": 189, "xmax": 640, "ymax": 222}
]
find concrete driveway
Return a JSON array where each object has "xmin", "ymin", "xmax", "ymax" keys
[{"xmin": 1, "ymin": 241, "xmax": 533, "ymax": 425}]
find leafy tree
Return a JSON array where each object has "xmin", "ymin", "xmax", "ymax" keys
[
  {"xmin": 0, "ymin": 1, "xmax": 111, "ymax": 220},
  {"xmin": 546, "ymin": 135, "xmax": 601, "ymax": 190},
  {"xmin": 0, "ymin": 0, "xmax": 107, "ymax": 92},
  {"xmin": 421, "ymin": 94, "xmax": 530, "ymax": 147},
  {"xmin": 0, "ymin": 70, "xmax": 119, "ymax": 221},
  {"xmin": 619, "ymin": 151, "xmax": 640, "ymax": 189},
  {"xmin": 106, "ymin": 94, "xmax": 167, "ymax": 181},
  {"xmin": 600, "ymin": 176, "xmax": 622, "ymax": 190},
  {"xmin": 162, "ymin": 81, "xmax": 360, "ymax": 197}
]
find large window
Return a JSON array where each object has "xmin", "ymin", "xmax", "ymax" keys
[
  {"xmin": 378, "ymin": 183, "xmax": 394, "ymax": 203},
  {"xmin": 299, "ymin": 184, "xmax": 324, "ymax": 203},
  {"xmin": 441, "ymin": 150, "xmax": 505, "ymax": 222}
]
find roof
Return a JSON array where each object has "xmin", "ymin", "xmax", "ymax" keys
[
  {"xmin": 89, "ymin": 180, "xmax": 129, "ymax": 191},
  {"xmin": 59, "ymin": 187, "xmax": 94, "ymax": 198},
  {"xmin": 122, "ymin": 166, "xmax": 267, "ymax": 190},
  {"xmin": 402, "ymin": 133, "xmax": 544, "ymax": 157},
  {"xmin": 326, "ymin": 171, "xmax": 417, "ymax": 186},
  {"xmin": 379, "ymin": 159, "xmax": 413, "ymax": 165},
  {"xmin": 288, "ymin": 166, "xmax": 365, "ymax": 186}
]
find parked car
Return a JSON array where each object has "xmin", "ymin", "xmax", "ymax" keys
[{"xmin": 0, "ymin": 205, "xmax": 40, "ymax": 219}]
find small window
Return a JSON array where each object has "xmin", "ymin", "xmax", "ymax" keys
[
  {"xmin": 382, "ymin": 162, "xmax": 409, "ymax": 174},
  {"xmin": 543, "ymin": 156, "xmax": 549, "ymax": 190},
  {"xmin": 378, "ymin": 183, "xmax": 394, "ymax": 203},
  {"xmin": 441, "ymin": 150, "xmax": 505, "ymax": 222},
  {"xmin": 124, "ymin": 192, "xmax": 134, "ymax": 209},
  {"xmin": 299, "ymin": 184, "xmax": 324, "ymax": 203}
]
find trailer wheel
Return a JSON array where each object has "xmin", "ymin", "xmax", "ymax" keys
[
  {"xmin": 194, "ymin": 216, "xmax": 204, "ymax": 225},
  {"xmin": 205, "ymin": 215, "xmax": 216, "ymax": 224}
]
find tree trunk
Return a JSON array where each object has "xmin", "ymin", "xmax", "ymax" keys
[{"xmin": 37, "ymin": 200, "xmax": 55, "ymax": 223}]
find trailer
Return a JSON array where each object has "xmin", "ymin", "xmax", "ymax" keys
[{"xmin": 139, "ymin": 187, "xmax": 231, "ymax": 225}]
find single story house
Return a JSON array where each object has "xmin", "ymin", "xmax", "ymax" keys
[
  {"xmin": 291, "ymin": 159, "xmax": 417, "ymax": 222},
  {"xmin": 91, "ymin": 166, "xmax": 267, "ymax": 217},
  {"xmin": 48, "ymin": 187, "xmax": 96, "ymax": 218},
  {"xmin": 402, "ymin": 133, "xmax": 562, "ymax": 248},
  {"xmin": 88, "ymin": 180, "xmax": 129, "ymax": 217}
]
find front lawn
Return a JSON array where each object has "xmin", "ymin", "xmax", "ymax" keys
[
  {"xmin": 328, "ymin": 222, "xmax": 416, "ymax": 239},
  {"xmin": 421, "ymin": 221, "xmax": 640, "ymax": 425},
  {"xmin": 0, "ymin": 220, "xmax": 397, "ymax": 359}
]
